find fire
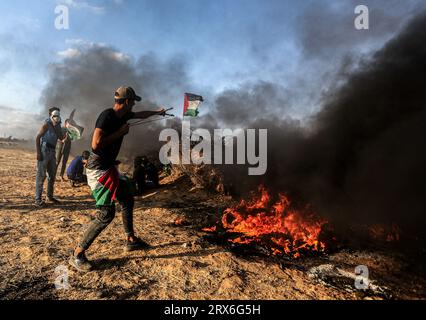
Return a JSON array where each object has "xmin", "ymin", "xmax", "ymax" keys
[
  {"xmin": 202, "ymin": 225, "xmax": 217, "ymax": 232},
  {"xmin": 369, "ymin": 223, "xmax": 401, "ymax": 242},
  {"xmin": 174, "ymin": 217, "xmax": 190, "ymax": 226},
  {"xmin": 174, "ymin": 218, "xmax": 185, "ymax": 226},
  {"xmin": 214, "ymin": 185, "xmax": 328, "ymax": 258}
]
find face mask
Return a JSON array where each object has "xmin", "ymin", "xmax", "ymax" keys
[
  {"xmin": 125, "ymin": 100, "xmax": 135, "ymax": 112},
  {"xmin": 51, "ymin": 116, "xmax": 61, "ymax": 125},
  {"xmin": 50, "ymin": 111, "xmax": 61, "ymax": 125}
]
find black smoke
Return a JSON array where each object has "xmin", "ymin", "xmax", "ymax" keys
[
  {"xmin": 213, "ymin": 13, "xmax": 426, "ymax": 241},
  {"xmin": 39, "ymin": 13, "xmax": 426, "ymax": 242},
  {"xmin": 40, "ymin": 44, "xmax": 189, "ymax": 157}
]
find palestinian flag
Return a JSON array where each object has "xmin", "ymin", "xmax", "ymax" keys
[
  {"xmin": 65, "ymin": 120, "xmax": 84, "ymax": 141},
  {"xmin": 65, "ymin": 109, "xmax": 84, "ymax": 141},
  {"xmin": 183, "ymin": 93, "xmax": 203, "ymax": 117},
  {"xmin": 87, "ymin": 166, "xmax": 134, "ymax": 207}
]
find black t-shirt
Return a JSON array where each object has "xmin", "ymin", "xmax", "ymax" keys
[{"xmin": 92, "ymin": 108, "xmax": 135, "ymax": 165}]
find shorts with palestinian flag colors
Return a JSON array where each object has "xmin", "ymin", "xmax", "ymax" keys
[{"xmin": 87, "ymin": 165, "xmax": 134, "ymax": 207}]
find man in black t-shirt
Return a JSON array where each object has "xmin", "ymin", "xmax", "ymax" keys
[
  {"xmin": 91, "ymin": 107, "xmax": 136, "ymax": 167},
  {"xmin": 69, "ymin": 86, "xmax": 165, "ymax": 272}
]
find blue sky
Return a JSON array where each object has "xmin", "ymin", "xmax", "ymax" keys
[
  {"xmin": 0, "ymin": 0, "xmax": 303, "ymax": 110},
  {"xmin": 0, "ymin": 0, "xmax": 425, "ymax": 137}
]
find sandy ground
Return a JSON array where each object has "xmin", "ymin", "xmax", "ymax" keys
[{"xmin": 0, "ymin": 145, "xmax": 425, "ymax": 300}]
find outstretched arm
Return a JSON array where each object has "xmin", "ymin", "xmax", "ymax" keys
[{"xmin": 133, "ymin": 108, "xmax": 166, "ymax": 120}]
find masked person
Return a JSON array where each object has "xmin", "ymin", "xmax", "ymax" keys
[
  {"xmin": 35, "ymin": 107, "xmax": 65, "ymax": 206},
  {"xmin": 69, "ymin": 86, "xmax": 165, "ymax": 272}
]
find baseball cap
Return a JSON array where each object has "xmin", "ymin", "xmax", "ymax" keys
[{"xmin": 114, "ymin": 86, "xmax": 142, "ymax": 102}]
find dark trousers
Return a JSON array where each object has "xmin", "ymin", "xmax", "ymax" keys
[
  {"xmin": 56, "ymin": 140, "xmax": 71, "ymax": 177},
  {"xmin": 35, "ymin": 147, "xmax": 56, "ymax": 201},
  {"xmin": 78, "ymin": 180, "xmax": 135, "ymax": 250},
  {"xmin": 147, "ymin": 168, "xmax": 159, "ymax": 187},
  {"xmin": 68, "ymin": 174, "xmax": 87, "ymax": 184},
  {"xmin": 133, "ymin": 167, "xmax": 146, "ymax": 194}
]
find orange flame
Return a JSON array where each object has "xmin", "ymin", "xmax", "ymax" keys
[
  {"xmin": 202, "ymin": 225, "xmax": 217, "ymax": 232},
  {"xmin": 174, "ymin": 217, "xmax": 190, "ymax": 226},
  {"xmin": 220, "ymin": 185, "xmax": 328, "ymax": 258},
  {"xmin": 369, "ymin": 223, "xmax": 401, "ymax": 242}
]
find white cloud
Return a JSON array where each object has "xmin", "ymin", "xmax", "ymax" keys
[
  {"xmin": 109, "ymin": 51, "xmax": 129, "ymax": 62},
  {"xmin": 65, "ymin": 38, "xmax": 106, "ymax": 48},
  {"xmin": 57, "ymin": 48, "xmax": 81, "ymax": 58},
  {"xmin": 65, "ymin": 38, "xmax": 88, "ymax": 45},
  {"xmin": 59, "ymin": 39, "xmax": 130, "ymax": 62},
  {"xmin": 59, "ymin": 0, "xmax": 105, "ymax": 15}
]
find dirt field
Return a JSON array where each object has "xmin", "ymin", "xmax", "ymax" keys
[{"xmin": 0, "ymin": 145, "xmax": 425, "ymax": 300}]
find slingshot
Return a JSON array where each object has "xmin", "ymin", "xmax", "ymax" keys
[{"xmin": 129, "ymin": 107, "xmax": 175, "ymax": 127}]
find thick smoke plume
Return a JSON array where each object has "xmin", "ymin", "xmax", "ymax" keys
[
  {"xmin": 212, "ymin": 13, "xmax": 426, "ymax": 240},
  {"xmin": 40, "ymin": 13, "xmax": 426, "ymax": 242},
  {"xmin": 40, "ymin": 45, "xmax": 188, "ymax": 157}
]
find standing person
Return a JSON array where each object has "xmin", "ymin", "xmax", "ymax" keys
[
  {"xmin": 55, "ymin": 119, "xmax": 72, "ymax": 181},
  {"xmin": 67, "ymin": 150, "xmax": 90, "ymax": 187},
  {"xmin": 35, "ymin": 107, "xmax": 65, "ymax": 206},
  {"xmin": 69, "ymin": 86, "xmax": 165, "ymax": 272}
]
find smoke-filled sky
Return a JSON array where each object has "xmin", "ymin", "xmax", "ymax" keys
[
  {"xmin": 1, "ymin": 1, "xmax": 426, "ymax": 241},
  {"xmin": 1, "ymin": 0, "xmax": 425, "ymax": 138}
]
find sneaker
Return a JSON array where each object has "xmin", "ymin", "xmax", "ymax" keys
[
  {"xmin": 48, "ymin": 197, "xmax": 61, "ymax": 204},
  {"xmin": 125, "ymin": 237, "xmax": 151, "ymax": 252},
  {"xmin": 69, "ymin": 252, "xmax": 92, "ymax": 272},
  {"xmin": 34, "ymin": 200, "xmax": 45, "ymax": 207}
]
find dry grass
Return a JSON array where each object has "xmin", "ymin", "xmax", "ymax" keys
[{"xmin": 0, "ymin": 145, "xmax": 425, "ymax": 300}]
